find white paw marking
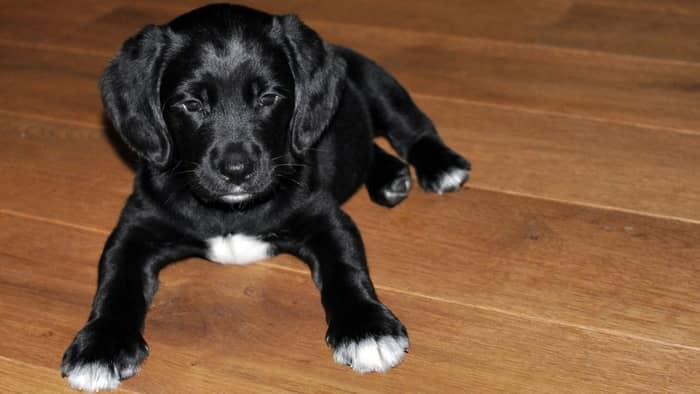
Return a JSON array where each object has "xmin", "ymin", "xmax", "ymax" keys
[
  {"xmin": 333, "ymin": 335, "xmax": 409, "ymax": 373},
  {"xmin": 64, "ymin": 362, "xmax": 123, "ymax": 392},
  {"xmin": 382, "ymin": 178, "xmax": 410, "ymax": 201},
  {"xmin": 436, "ymin": 167, "xmax": 469, "ymax": 194},
  {"xmin": 383, "ymin": 189, "xmax": 407, "ymax": 200},
  {"xmin": 206, "ymin": 234, "xmax": 272, "ymax": 265},
  {"xmin": 119, "ymin": 364, "xmax": 140, "ymax": 379}
]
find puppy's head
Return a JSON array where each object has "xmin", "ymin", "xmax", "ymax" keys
[{"xmin": 101, "ymin": 4, "xmax": 346, "ymax": 205}]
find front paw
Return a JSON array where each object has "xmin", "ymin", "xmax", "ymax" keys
[
  {"xmin": 61, "ymin": 319, "xmax": 148, "ymax": 391},
  {"xmin": 326, "ymin": 302, "xmax": 409, "ymax": 373},
  {"xmin": 409, "ymin": 136, "xmax": 470, "ymax": 194}
]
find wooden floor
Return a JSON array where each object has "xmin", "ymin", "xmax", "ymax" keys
[{"xmin": 1, "ymin": 0, "xmax": 699, "ymax": 392}]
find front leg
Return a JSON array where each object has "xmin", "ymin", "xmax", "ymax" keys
[
  {"xmin": 61, "ymin": 209, "xmax": 201, "ymax": 391},
  {"xmin": 288, "ymin": 199, "xmax": 409, "ymax": 373}
]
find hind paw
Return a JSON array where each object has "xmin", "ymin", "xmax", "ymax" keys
[{"xmin": 409, "ymin": 137, "xmax": 470, "ymax": 194}]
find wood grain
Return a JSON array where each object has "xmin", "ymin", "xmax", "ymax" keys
[
  {"xmin": 0, "ymin": 214, "xmax": 698, "ymax": 393},
  {"xmin": 315, "ymin": 21, "xmax": 700, "ymax": 133},
  {"xmin": 15, "ymin": 5, "xmax": 700, "ymax": 132},
  {"xmin": 587, "ymin": 0, "xmax": 700, "ymax": 15},
  {"xmin": 5, "ymin": 1, "xmax": 700, "ymax": 63},
  {"xmin": 417, "ymin": 96, "xmax": 700, "ymax": 221},
  {"xmin": 121, "ymin": 0, "xmax": 700, "ymax": 62},
  {"xmin": 0, "ymin": 0, "xmax": 115, "ymax": 44},
  {"xmin": 0, "ymin": 45, "xmax": 103, "ymax": 125}
]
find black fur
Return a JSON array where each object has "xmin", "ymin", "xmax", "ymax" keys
[{"xmin": 62, "ymin": 3, "xmax": 469, "ymax": 388}]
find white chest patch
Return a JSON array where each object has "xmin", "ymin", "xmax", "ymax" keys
[{"xmin": 206, "ymin": 234, "xmax": 273, "ymax": 265}]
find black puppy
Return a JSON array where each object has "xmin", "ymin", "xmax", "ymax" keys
[{"xmin": 61, "ymin": 4, "xmax": 469, "ymax": 391}]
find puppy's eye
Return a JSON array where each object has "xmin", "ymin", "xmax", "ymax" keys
[
  {"xmin": 258, "ymin": 94, "xmax": 279, "ymax": 107},
  {"xmin": 181, "ymin": 100, "xmax": 202, "ymax": 112}
]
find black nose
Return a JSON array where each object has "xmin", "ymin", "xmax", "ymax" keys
[{"xmin": 218, "ymin": 152, "xmax": 254, "ymax": 184}]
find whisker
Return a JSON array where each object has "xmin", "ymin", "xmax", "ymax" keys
[
  {"xmin": 159, "ymin": 160, "xmax": 183, "ymax": 178},
  {"xmin": 172, "ymin": 169, "xmax": 199, "ymax": 176},
  {"xmin": 277, "ymin": 174, "xmax": 309, "ymax": 191},
  {"xmin": 298, "ymin": 146, "xmax": 329, "ymax": 154},
  {"xmin": 271, "ymin": 163, "xmax": 309, "ymax": 170}
]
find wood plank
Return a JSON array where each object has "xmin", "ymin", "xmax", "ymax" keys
[
  {"xmin": 415, "ymin": 96, "xmax": 700, "ymax": 222},
  {"xmin": 0, "ymin": 217, "xmax": 698, "ymax": 392},
  {"xmin": 19, "ymin": 6, "xmax": 700, "ymax": 133},
  {"xmin": 348, "ymin": 188, "xmax": 700, "ymax": 348},
  {"xmin": 540, "ymin": 1, "xmax": 700, "ymax": 62},
  {"xmin": 0, "ymin": 115, "xmax": 131, "ymax": 228},
  {"xmin": 7, "ymin": 1, "xmax": 700, "ymax": 65},
  {"xmin": 0, "ymin": 46, "xmax": 103, "ymax": 126},
  {"xmin": 124, "ymin": 0, "xmax": 700, "ymax": 63},
  {"xmin": 588, "ymin": 0, "xmax": 700, "ymax": 15},
  {"xmin": 0, "ymin": 116, "xmax": 130, "ymax": 183},
  {"xmin": 0, "ymin": 0, "xmax": 118, "ymax": 44},
  {"xmin": 316, "ymin": 22, "xmax": 700, "ymax": 133},
  {"xmin": 1, "ymin": 123, "xmax": 699, "ymax": 351}
]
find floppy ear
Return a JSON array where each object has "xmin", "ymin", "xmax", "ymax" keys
[
  {"xmin": 100, "ymin": 25, "xmax": 173, "ymax": 168},
  {"xmin": 273, "ymin": 15, "xmax": 347, "ymax": 155}
]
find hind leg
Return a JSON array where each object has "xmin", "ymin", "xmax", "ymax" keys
[
  {"xmin": 379, "ymin": 111, "xmax": 470, "ymax": 195},
  {"xmin": 366, "ymin": 144, "xmax": 412, "ymax": 207},
  {"xmin": 340, "ymin": 48, "xmax": 470, "ymax": 195},
  {"xmin": 373, "ymin": 90, "xmax": 470, "ymax": 194},
  {"xmin": 375, "ymin": 99, "xmax": 470, "ymax": 194}
]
